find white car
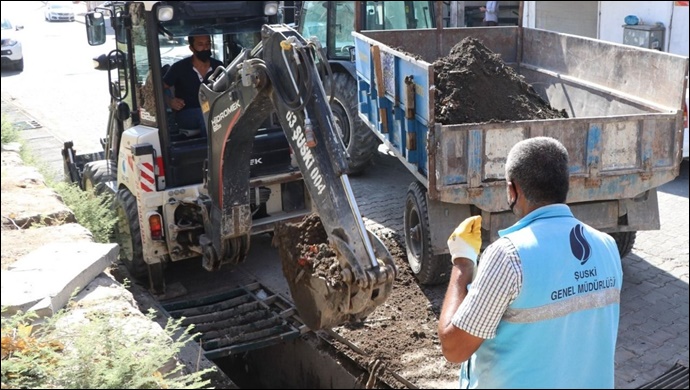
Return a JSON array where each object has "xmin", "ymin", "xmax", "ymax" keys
[
  {"xmin": 1, "ymin": 18, "xmax": 23, "ymax": 71},
  {"xmin": 44, "ymin": 2, "xmax": 75, "ymax": 22}
]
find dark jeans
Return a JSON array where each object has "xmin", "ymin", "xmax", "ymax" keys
[
  {"xmin": 484, "ymin": 21, "xmax": 498, "ymax": 26},
  {"xmin": 175, "ymin": 107, "xmax": 207, "ymax": 137}
]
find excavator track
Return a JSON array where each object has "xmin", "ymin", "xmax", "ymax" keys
[{"xmin": 161, "ymin": 282, "xmax": 308, "ymax": 359}]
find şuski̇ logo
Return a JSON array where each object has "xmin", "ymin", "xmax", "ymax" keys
[{"xmin": 569, "ymin": 224, "xmax": 591, "ymax": 265}]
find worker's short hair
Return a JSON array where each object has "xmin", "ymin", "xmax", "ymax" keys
[
  {"xmin": 505, "ymin": 137, "xmax": 570, "ymax": 204},
  {"xmin": 188, "ymin": 28, "xmax": 211, "ymax": 46}
]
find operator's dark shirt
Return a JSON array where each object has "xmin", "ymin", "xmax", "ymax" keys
[{"xmin": 163, "ymin": 56, "xmax": 223, "ymax": 109}]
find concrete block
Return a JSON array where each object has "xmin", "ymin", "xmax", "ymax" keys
[{"xmin": 1, "ymin": 242, "xmax": 119, "ymax": 317}]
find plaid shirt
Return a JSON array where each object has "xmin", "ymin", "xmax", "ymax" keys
[{"xmin": 451, "ymin": 237, "xmax": 523, "ymax": 339}]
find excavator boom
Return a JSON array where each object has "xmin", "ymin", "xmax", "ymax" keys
[{"xmin": 199, "ymin": 24, "xmax": 396, "ymax": 330}]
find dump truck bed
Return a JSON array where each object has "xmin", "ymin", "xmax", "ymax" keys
[{"xmin": 354, "ymin": 27, "xmax": 688, "ymax": 239}]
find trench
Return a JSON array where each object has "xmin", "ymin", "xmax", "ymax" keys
[
  {"xmin": 214, "ymin": 332, "xmax": 392, "ymax": 389},
  {"xmin": 160, "ymin": 281, "xmax": 398, "ymax": 389}
]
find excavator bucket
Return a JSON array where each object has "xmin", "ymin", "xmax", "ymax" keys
[{"xmin": 274, "ymin": 214, "xmax": 396, "ymax": 330}]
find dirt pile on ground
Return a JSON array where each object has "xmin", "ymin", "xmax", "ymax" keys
[
  {"xmin": 330, "ymin": 234, "xmax": 455, "ymax": 388},
  {"xmin": 434, "ymin": 37, "xmax": 568, "ymax": 125}
]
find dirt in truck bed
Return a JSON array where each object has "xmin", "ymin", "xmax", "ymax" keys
[{"xmin": 434, "ymin": 37, "xmax": 568, "ymax": 125}]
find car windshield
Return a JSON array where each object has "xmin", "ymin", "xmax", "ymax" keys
[
  {"xmin": 1, "ymin": 19, "xmax": 12, "ymax": 30},
  {"xmin": 50, "ymin": 3, "xmax": 72, "ymax": 9}
]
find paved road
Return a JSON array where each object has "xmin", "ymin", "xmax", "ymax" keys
[
  {"xmin": 1, "ymin": 3, "xmax": 687, "ymax": 388},
  {"xmin": 615, "ymin": 161, "xmax": 689, "ymax": 388}
]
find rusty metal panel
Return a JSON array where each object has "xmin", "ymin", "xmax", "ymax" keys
[
  {"xmin": 434, "ymin": 113, "xmax": 679, "ymax": 213},
  {"xmin": 484, "ymin": 127, "xmax": 527, "ymax": 180},
  {"xmin": 600, "ymin": 120, "xmax": 641, "ymax": 171},
  {"xmin": 359, "ymin": 30, "xmax": 441, "ymax": 63},
  {"xmin": 521, "ymin": 28, "xmax": 689, "ymax": 111},
  {"xmin": 533, "ymin": 119, "xmax": 589, "ymax": 175},
  {"xmin": 569, "ymin": 201, "xmax": 619, "ymax": 230},
  {"xmin": 482, "ymin": 201, "xmax": 650, "ymax": 239},
  {"xmin": 648, "ymin": 117, "xmax": 677, "ymax": 168},
  {"xmin": 522, "ymin": 68, "xmax": 657, "ymax": 118}
]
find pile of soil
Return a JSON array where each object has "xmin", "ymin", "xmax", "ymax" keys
[{"xmin": 434, "ymin": 37, "xmax": 568, "ymax": 125}]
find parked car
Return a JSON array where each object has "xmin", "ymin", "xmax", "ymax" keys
[
  {"xmin": 44, "ymin": 2, "xmax": 76, "ymax": 22},
  {"xmin": 1, "ymin": 18, "xmax": 23, "ymax": 71}
]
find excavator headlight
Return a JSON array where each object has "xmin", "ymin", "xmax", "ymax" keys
[
  {"xmin": 157, "ymin": 5, "xmax": 174, "ymax": 22},
  {"xmin": 264, "ymin": 1, "xmax": 278, "ymax": 16}
]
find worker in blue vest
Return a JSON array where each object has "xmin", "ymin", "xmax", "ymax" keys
[{"xmin": 438, "ymin": 136, "xmax": 622, "ymax": 388}]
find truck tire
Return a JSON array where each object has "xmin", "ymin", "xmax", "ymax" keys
[
  {"xmin": 608, "ymin": 231, "xmax": 636, "ymax": 259},
  {"xmin": 404, "ymin": 181, "xmax": 452, "ymax": 285},
  {"xmin": 81, "ymin": 160, "xmax": 117, "ymax": 195},
  {"xmin": 113, "ymin": 188, "xmax": 147, "ymax": 281},
  {"xmin": 325, "ymin": 72, "xmax": 378, "ymax": 175}
]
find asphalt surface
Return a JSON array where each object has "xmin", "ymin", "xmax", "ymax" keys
[{"xmin": 2, "ymin": 94, "xmax": 688, "ymax": 389}]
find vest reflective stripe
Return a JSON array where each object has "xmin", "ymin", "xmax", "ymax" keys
[{"xmin": 503, "ymin": 287, "xmax": 620, "ymax": 323}]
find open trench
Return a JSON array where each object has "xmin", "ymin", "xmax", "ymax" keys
[{"xmin": 159, "ymin": 281, "xmax": 412, "ymax": 389}]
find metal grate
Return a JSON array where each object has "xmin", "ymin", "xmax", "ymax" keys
[
  {"xmin": 638, "ymin": 362, "xmax": 689, "ymax": 389},
  {"xmin": 162, "ymin": 282, "xmax": 307, "ymax": 360},
  {"xmin": 12, "ymin": 120, "xmax": 42, "ymax": 130}
]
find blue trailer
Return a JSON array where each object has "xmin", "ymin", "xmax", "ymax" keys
[{"xmin": 353, "ymin": 26, "xmax": 689, "ymax": 284}]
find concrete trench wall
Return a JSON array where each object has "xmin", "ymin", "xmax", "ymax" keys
[{"xmin": 215, "ymin": 333, "xmax": 390, "ymax": 389}]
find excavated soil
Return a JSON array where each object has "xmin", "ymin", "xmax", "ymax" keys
[
  {"xmin": 273, "ymin": 214, "xmax": 349, "ymax": 330},
  {"xmin": 434, "ymin": 37, "xmax": 567, "ymax": 125}
]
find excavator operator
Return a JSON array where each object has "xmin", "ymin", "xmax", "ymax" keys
[{"xmin": 163, "ymin": 28, "xmax": 223, "ymax": 137}]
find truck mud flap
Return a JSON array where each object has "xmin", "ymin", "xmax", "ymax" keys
[{"xmin": 161, "ymin": 282, "xmax": 308, "ymax": 360}]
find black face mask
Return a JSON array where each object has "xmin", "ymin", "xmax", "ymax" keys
[
  {"xmin": 194, "ymin": 49, "xmax": 212, "ymax": 62},
  {"xmin": 509, "ymin": 182, "xmax": 518, "ymax": 214}
]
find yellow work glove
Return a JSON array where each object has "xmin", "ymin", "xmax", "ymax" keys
[{"xmin": 447, "ymin": 215, "xmax": 482, "ymax": 264}]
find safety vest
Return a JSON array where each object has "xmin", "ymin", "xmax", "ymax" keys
[{"xmin": 460, "ymin": 204, "xmax": 622, "ymax": 389}]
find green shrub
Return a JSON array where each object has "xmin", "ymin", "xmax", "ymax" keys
[
  {"xmin": 52, "ymin": 182, "xmax": 118, "ymax": 243},
  {"xmin": 1, "ymin": 116, "xmax": 20, "ymax": 145},
  {"xmin": 1, "ymin": 306, "xmax": 215, "ymax": 389}
]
